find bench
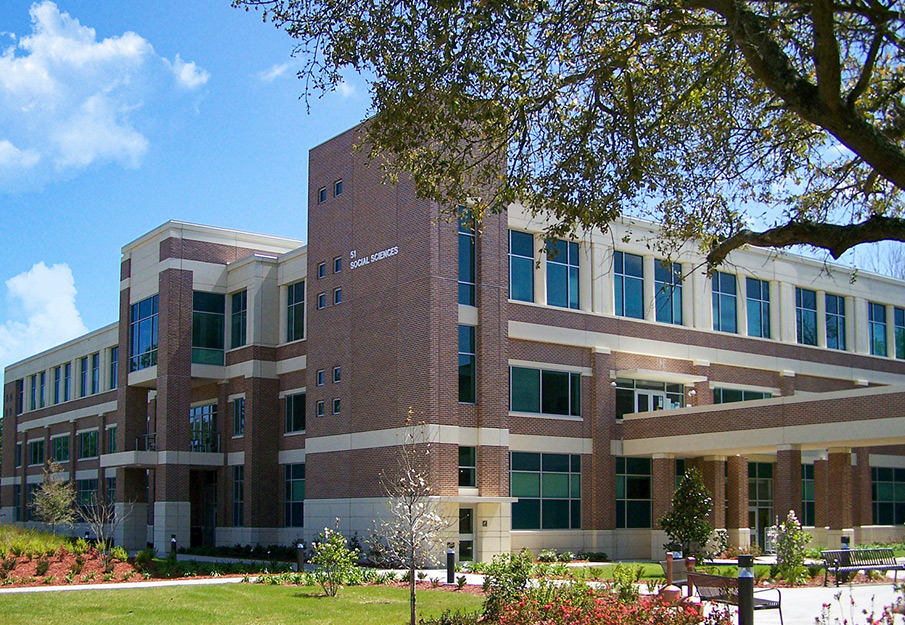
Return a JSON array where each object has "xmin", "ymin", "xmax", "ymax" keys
[
  {"xmin": 687, "ymin": 572, "xmax": 783, "ymax": 625},
  {"xmin": 659, "ymin": 558, "xmax": 688, "ymax": 589},
  {"xmin": 820, "ymin": 548, "xmax": 904, "ymax": 587}
]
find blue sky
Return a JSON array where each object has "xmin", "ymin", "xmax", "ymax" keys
[{"xmin": 0, "ymin": 1, "xmax": 369, "ymax": 379}]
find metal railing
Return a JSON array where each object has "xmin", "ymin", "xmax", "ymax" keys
[
  {"xmin": 135, "ymin": 433, "xmax": 157, "ymax": 452},
  {"xmin": 189, "ymin": 432, "xmax": 220, "ymax": 453}
]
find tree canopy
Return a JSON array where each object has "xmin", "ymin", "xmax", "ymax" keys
[{"xmin": 235, "ymin": 0, "xmax": 905, "ymax": 268}]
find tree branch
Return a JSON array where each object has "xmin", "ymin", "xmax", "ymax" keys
[
  {"xmin": 707, "ymin": 214, "xmax": 905, "ymax": 268},
  {"xmin": 811, "ymin": 0, "xmax": 843, "ymax": 110}
]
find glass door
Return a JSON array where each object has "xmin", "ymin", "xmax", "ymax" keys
[
  {"xmin": 636, "ymin": 391, "xmax": 666, "ymax": 413},
  {"xmin": 458, "ymin": 508, "xmax": 474, "ymax": 561}
]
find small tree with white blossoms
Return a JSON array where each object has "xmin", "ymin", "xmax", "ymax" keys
[
  {"xmin": 310, "ymin": 520, "xmax": 358, "ymax": 597},
  {"xmin": 373, "ymin": 417, "xmax": 450, "ymax": 625},
  {"xmin": 768, "ymin": 509, "xmax": 812, "ymax": 585}
]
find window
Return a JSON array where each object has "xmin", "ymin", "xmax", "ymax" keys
[
  {"xmin": 78, "ymin": 430, "xmax": 98, "ymax": 459},
  {"xmin": 613, "ymin": 379, "xmax": 684, "ymax": 419},
  {"xmin": 28, "ymin": 439, "xmax": 44, "ymax": 466},
  {"xmin": 26, "ymin": 484, "xmax": 39, "ymax": 521},
  {"xmin": 333, "ymin": 257, "xmax": 342, "ymax": 273},
  {"xmin": 614, "ymin": 251, "xmax": 644, "ymax": 319},
  {"xmin": 287, "ymin": 281, "xmax": 306, "ymax": 342},
  {"xmin": 129, "ymin": 295, "xmax": 159, "ymax": 371},
  {"xmin": 316, "ymin": 369, "xmax": 325, "ymax": 386},
  {"xmin": 189, "ymin": 404, "xmax": 218, "ymax": 452},
  {"xmin": 801, "ymin": 464, "xmax": 814, "ymax": 526},
  {"xmin": 712, "ymin": 271, "xmax": 737, "ymax": 333},
  {"xmin": 105, "ymin": 476, "xmax": 116, "ymax": 506},
  {"xmin": 317, "ymin": 262, "xmax": 326, "ymax": 279},
  {"xmin": 332, "ymin": 398, "xmax": 341, "ymax": 414},
  {"xmin": 15, "ymin": 379, "xmax": 23, "ymax": 414},
  {"xmin": 317, "ymin": 293, "xmax": 326, "ymax": 309},
  {"xmin": 52, "ymin": 436, "xmax": 69, "ymax": 462},
  {"xmin": 333, "ymin": 288, "xmax": 342, "ymax": 305},
  {"xmin": 616, "ymin": 457, "xmax": 651, "ymax": 528},
  {"xmin": 895, "ymin": 308, "xmax": 905, "ymax": 359},
  {"xmin": 317, "ymin": 187, "xmax": 327, "ymax": 203},
  {"xmin": 91, "ymin": 353, "xmax": 99, "ymax": 394},
  {"xmin": 675, "ymin": 458, "xmax": 686, "ymax": 490},
  {"xmin": 713, "ymin": 388, "xmax": 771, "ymax": 403},
  {"xmin": 109, "ymin": 347, "xmax": 118, "ymax": 390},
  {"xmin": 511, "ymin": 452, "xmax": 581, "ymax": 529},
  {"xmin": 107, "ymin": 426, "xmax": 117, "ymax": 454},
  {"xmin": 77, "ymin": 479, "xmax": 98, "ymax": 516},
  {"xmin": 546, "ymin": 239, "xmax": 580, "ymax": 309},
  {"xmin": 795, "ymin": 287, "xmax": 817, "ymax": 345},
  {"xmin": 748, "ymin": 462, "xmax": 773, "ymax": 519},
  {"xmin": 826, "ymin": 293, "xmax": 846, "ymax": 350},
  {"xmin": 233, "ymin": 465, "xmax": 245, "ymax": 527},
  {"xmin": 13, "ymin": 484, "xmax": 21, "ymax": 522},
  {"xmin": 655, "ymin": 260, "xmax": 683, "ymax": 325},
  {"xmin": 872, "ymin": 466, "xmax": 905, "ymax": 525},
  {"xmin": 53, "ymin": 367, "xmax": 61, "ymax": 404},
  {"xmin": 233, "ymin": 398, "xmax": 245, "ymax": 437},
  {"xmin": 747, "ymin": 278, "xmax": 771, "ymax": 339},
  {"xmin": 458, "ymin": 325, "xmax": 476, "ymax": 404},
  {"xmin": 286, "ymin": 393, "xmax": 306, "ymax": 432},
  {"xmin": 63, "ymin": 363, "xmax": 71, "ymax": 401},
  {"xmin": 316, "ymin": 400, "xmax": 325, "ymax": 418},
  {"xmin": 79, "ymin": 357, "xmax": 88, "ymax": 397},
  {"xmin": 30, "ymin": 375, "xmax": 36, "ymax": 410},
  {"xmin": 285, "ymin": 463, "xmax": 305, "ymax": 527},
  {"xmin": 510, "ymin": 366, "xmax": 581, "ymax": 417},
  {"xmin": 458, "ymin": 206, "xmax": 476, "ymax": 306},
  {"xmin": 192, "ymin": 292, "xmax": 225, "ymax": 365},
  {"xmin": 332, "ymin": 366, "xmax": 341, "ymax": 383},
  {"xmin": 458, "ymin": 446, "xmax": 476, "ymax": 487},
  {"xmin": 39, "ymin": 371, "xmax": 46, "ymax": 407},
  {"xmin": 231, "ymin": 290, "xmax": 247, "ymax": 349},
  {"xmin": 869, "ymin": 302, "xmax": 888, "ymax": 356},
  {"xmin": 333, "ymin": 179, "xmax": 343, "ymax": 196},
  {"xmin": 509, "ymin": 230, "xmax": 535, "ymax": 303},
  {"xmin": 15, "ymin": 442, "xmax": 22, "ymax": 467}
]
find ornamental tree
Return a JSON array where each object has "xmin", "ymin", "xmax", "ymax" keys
[
  {"xmin": 658, "ymin": 467, "xmax": 714, "ymax": 561},
  {"xmin": 235, "ymin": 0, "xmax": 905, "ymax": 269},
  {"xmin": 31, "ymin": 461, "xmax": 76, "ymax": 534}
]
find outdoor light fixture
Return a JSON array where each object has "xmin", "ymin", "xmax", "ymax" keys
[
  {"xmin": 687, "ymin": 389, "xmax": 697, "ymax": 396},
  {"xmin": 609, "ymin": 381, "xmax": 617, "ymax": 387}
]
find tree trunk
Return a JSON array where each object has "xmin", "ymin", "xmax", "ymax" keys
[{"xmin": 409, "ymin": 561, "xmax": 416, "ymax": 625}]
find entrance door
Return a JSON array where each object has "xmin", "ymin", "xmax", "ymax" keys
[
  {"xmin": 636, "ymin": 391, "xmax": 666, "ymax": 413},
  {"xmin": 458, "ymin": 508, "xmax": 474, "ymax": 562},
  {"xmin": 748, "ymin": 506, "xmax": 773, "ymax": 550}
]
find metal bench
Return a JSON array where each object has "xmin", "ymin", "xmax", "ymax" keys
[
  {"xmin": 687, "ymin": 572, "xmax": 783, "ymax": 625},
  {"xmin": 659, "ymin": 558, "xmax": 688, "ymax": 589},
  {"xmin": 820, "ymin": 547, "xmax": 904, "ymax": 586}
]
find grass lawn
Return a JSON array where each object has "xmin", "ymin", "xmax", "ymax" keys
[{"xmin": 0, "ymin": 583, "xmax": 484, "ymax": 625}]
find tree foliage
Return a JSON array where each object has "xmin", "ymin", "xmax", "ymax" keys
[
  {"xmin": 310, "ymin": 522, "xmax": 359, "ymax": 597},
  {"xmin": 31, "ymin": 461, "xmax": 76, "ymax": 533},
  {"xmin": 658, "ymin": 467, "xmax": 714, "ymax": 560},
  {"xmin": 236, "ymin": 0, "xmax": 905, "ymax": 267},
  {"xmin": 767, "ymin": 509, "xmax": 812, "ymax": 584}
]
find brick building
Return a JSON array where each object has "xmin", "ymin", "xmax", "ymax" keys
[{"xmin": 2, "ymin": 126, "xmax": 904, "ymax": 561}]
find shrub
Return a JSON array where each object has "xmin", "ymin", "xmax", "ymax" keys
[
  {"xmin": 35, "ymin": 557, "xmax": 50, "ymax": 576},
  {"xmin": 610, "ymin": 562, "xmax": 643, "ymax": 603},
  {"xmin": 769, "ymin": 510, "xmax": 811, "ymax": 585},
  {"xmin": 310, "ymin": 524, "xmax": 358, "ymax": 597},
  {"xmin": 134, "ymin": 547, "xmax": 155, "ymax": 572},
  {"xmin": 537, "ymin": 548, "xmax": 558, "ymax": 562},
  {"xmin": 557, "ymin": 551, "xmax": 574, "ymax": 562},
  {"xmin": 482, "ymin": 549, "xmax": 535, "ymax": 620},
  {"xmin": 658, "ymin": 468, "xmax": 714, "ymax": 560},
  {"xmin": 110, "ymin": 546, "xmax": 129, "ymax": 562}
]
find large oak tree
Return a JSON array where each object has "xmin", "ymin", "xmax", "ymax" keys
[{"xmin": 236, "ymin": 0, "xmax": 905, "ymax": 268}]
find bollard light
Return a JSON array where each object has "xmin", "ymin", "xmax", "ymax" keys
[
  {"xmin": 737, "ymin": 555, "xmax": 754, "ymax": 625},
  {"xmin": 170, "ymin": 534, "xmax": 177, "ymax": 560},
  {"xmin": 446, "ymin": 543, "xmax": 456, "ymax": 584},
  {"xmin": 296, "ymin": 541, "xmax": 305, "ymax": 572}
]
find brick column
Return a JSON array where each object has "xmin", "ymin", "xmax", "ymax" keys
[
  {"xmin": 651, "ymin": 454, "xmax": 675, "ymax": 523},
  {"xmin": 813, "ymin": 458, "xmax": 828, "ymax": 528},
  {"xmin": 699, "ymin": 456, "xmax": 726, "ymax": 529},
  {"xmin": 852, "ymin": 448, "xmax": 873, "ymax": 533},
  {"xmin": 726, "ymin": 455, "xmax": 750, "ymax": 549},
  {"xmin": 775, "ymin": 445, "xmax": 802, "ymax": 524},
  {"xmin": 826, "ymin": 449, "xmax": 852, "ymax": 529}
]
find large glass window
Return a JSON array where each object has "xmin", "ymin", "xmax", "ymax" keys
[
  {"xmin": 458, "ymin": 207, "xmax": 476, "ymax": 305},
  {"xmin": 872, "ymin": 467, "xmax": 905, "ymax": 525},
  {"xmin": 91, "ymin": 353, "xmax": 100, "ymax": 394},
  {"xmin": 129, "ymin": 295, "xmax": 159, "ymax": 372},
  {"xmin": 869, "ymin": 302, "xmax": 888, "ymax": 356},
  {"xmin": 189, "ymin": 404, "xmax": 218, "ymax": 452},
  {"xmin": 233, "ymin": 465, "xmax": 244, "ymax": 527},
  {"xmin": 63, "ymin": 363, "xmax": 71, "ymax": 401},
  {"xmin": 458, "ymin": 325, "xmax": 476, "ymax": 404},
  {"xmin": 655, "ymin": 260, "xmax": 682, "ymax": 325},
  {"xmin": 712, "ymin": 271, "xmax": 737, "ymax": 333},
  {"xmin": 459, "ymin": 446, "xmax": 476, "ymax": 487},
  {"xmin": 509, "ymin": 230, "xmax": 535, "ymax": 303},
  {"xmin": 231, "ymin": 290, "xmax": 247, "ymax": 349},
  {"xmin": 895, "ymin": 308, "xmax": 905, "ymax": 359},
  {"xmin": 28, "ymin": 439, "xmax": 44, "ymax": 466},
  {"xmin": 13, "ymin": 484, "xmax": 21, "ymax": 522},
  {"xmin": 713, "ymin": 388, "xmax": 771, "ymax": 403},
  {"xmin": 233, "ymin": 397, "xmax": 245, "ymax": 437},
  {"xmin": 51, "ymin": 436, "xmax": 69, "ymax": 462},
  {"xmin": 29, "ymin": 375, "xmax": 36, "ymax": 410},
  {"xmin": 511, "ymin": 452, "xmax": 581, "ymax": 530},
  {"xmin": 78, "ymin": 430, "xmax": 98, "ymax": 459},
  {"xmin": 613, "ymin": 379, "xmax": 684, "ymax": 419},
  {"xmin": 796, "ymin": 287, "xmax": 818, "ymax": 345},
  {"xmin": 801, "ymin": 464, "xmax": 814, "ymax": 526},
  {"xmin": 192, "ymin": 292, "xmax": 225, "ymax": 365},
  {"xmin": 616, "ymin": 457, "xmax": 651, "ymax": 528},
  {"xmin": 79, "ymin": 357, "xmax": 88, "ymax": 397},
  {"xmin": 15, "ymin": 379, "xmax": 23, "ymax": 414},
  {"xmin": 285, "ymin": 463, "xmax": 305, "ymax": 527},
  {"xmin": 825, "ymin": 293, "xmax": 846, "ymax": 350},
  {"xmin": 614, "ymin": 251, "xmax": 644, "ymax": 319},
  {"xmin": 747, "ymin": 278, "xmax": 771, "ymax": 338},
  {"xmin": 287, "ymin": 281, "xmax": 305, "ymax": 342},
  {"xmin": 286, "ymin": 393, "xmax": 306, "ymax": 433},
  {"xmin": 510, "ymin": 366, "xmax": 580, "ymax": 417},
  {"xmin": 39, "ymin": 371, "xmax": 46, "ymax": 407},
  {"xmin": 107, "ymin": 426, "xmax": 117, "ymax": 454},
  {"xmin": 546, "ymin": 239, "xmax": 580, "ymax": 309},
  {"xmin": 53, "ymin": 367, "xmax": 61, "ymax": 404},
  {"xmin": 77, "ymin": 479, "xmax": 98, "ymax": 518},
  {"xmin": 109, "ymin": 347, "xmax": 118, "ymax": 390}
]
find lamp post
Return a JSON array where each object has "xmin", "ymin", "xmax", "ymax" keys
[{"xmin": 170, "ymin": 534, "xmax": 176, "ymax": 560}]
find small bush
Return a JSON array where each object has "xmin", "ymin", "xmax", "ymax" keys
[
  {"xmin": 110, "ymin": 546, "xmax": 129, "ymax": 562},
  {"xmin": 482, "ymin": 549, "xmax": 535, "ymax": 620},
  {"xmin": 35, "ymin": 557, "xmax": 50, "ymax": 576},
  {"xmin": 69, "ymin": 555, "xmax": 85, "ymax": 575},
  {"xmin": 134, "ymin": 547, "xmax": 155, "ymax": 572},
  {"xmin": 71, "ymin": 538, "xmax": 89, "ymax": 556},
  {"xmin": 536, "ymin": 549, "xmax": 558, "ymax": 562},
  {"xmin": 769, "ymin": 510, "xmax": 811, "ymax": 585},
  {"xmin": 310, "ymin": 524, "xmax": 358, "ymax": 597},
  {"xmin": 557, "ymin": 551, "xmax": 574, "ymax": 562},
  {"xmin": 610, "ymin": 562, "xmax": 643, "ymax": 603}
]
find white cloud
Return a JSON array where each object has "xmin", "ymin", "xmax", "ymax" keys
[
  {"xmin": 258, "ymin": 62, "xmax": 292, "ymax": 82},
  {"xmin": 166, "ymin": 53, "xmax": 210, "ymax": 89},
  {"xmin": 336, "ymin": 79, "xmax": 355, "ymax": 98},
  {"xmin": 0, "ymin": 1, "xmax": 209, "ymax": 191},
  {"xmin": 0, "ymin": 262, "xmax": 88, "ymax": 379}
]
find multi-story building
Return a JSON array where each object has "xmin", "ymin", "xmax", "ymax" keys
[{"xmin": 2, "ymin": 126, "xmax": 904, "ymax": 561}]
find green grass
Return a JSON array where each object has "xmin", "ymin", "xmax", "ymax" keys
[{"xmin": 0, "ymin": 583, "xmax": 484, "ymax": 625}]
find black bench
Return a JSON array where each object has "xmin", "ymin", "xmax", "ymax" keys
[
  {"xmin": 659, "ymin": 558, "xmax": 689, "ymax": 589},
  {"xmin": 687, "ymin": 572, "xmax": 783, "ymax": 625},
  {"xmin": 820, "ymin": 547, "xmax": 904, "ymax": 586}
]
